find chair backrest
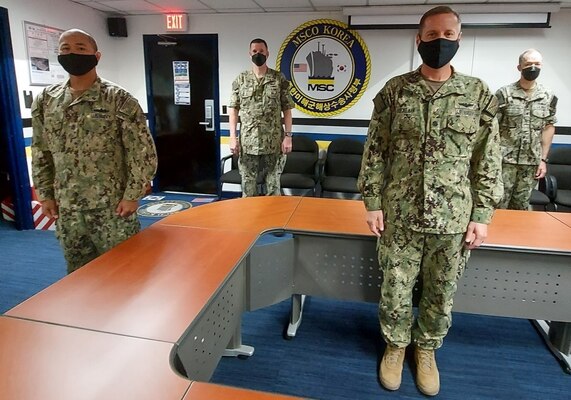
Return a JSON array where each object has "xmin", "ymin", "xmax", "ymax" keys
[
  {"xmin": 324, "ymin": 138, "xmax": 364, "ymax": 178},
  {"xmin": 283, "ymin": 136, "xmax": 319, "ymax": 176},
  {"xmin": 548, "ymin": 146, "xmax": 571, "ymax": 189}
]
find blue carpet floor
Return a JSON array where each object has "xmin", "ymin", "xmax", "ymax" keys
[{"xmin": 212, "ymin": 297, "xmax": 571, "ymax": 399}]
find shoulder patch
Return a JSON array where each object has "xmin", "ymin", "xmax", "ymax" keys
[{"xmin": 482, "ymin": 95, "xmax": 498, "ymax": 121}]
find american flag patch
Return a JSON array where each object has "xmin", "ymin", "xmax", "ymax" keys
[{"xmin": 294, "ymin": 63, "xmax": 307, "ymax": 72}]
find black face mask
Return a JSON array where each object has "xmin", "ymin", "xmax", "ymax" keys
[
  {"xmin": 251, "ymin": 53, "xmax": 267, "ymax": 67},
  {"xmin": 417, "ymin": 38, "xmax": 459, "ymax": 69},
  {"xmin": 58, "ymin": 53, "xmax": 98, "ymax": 76},
  {"xmin": 522, "ymin": 65, "xmax": 540, "ymax": 81}
]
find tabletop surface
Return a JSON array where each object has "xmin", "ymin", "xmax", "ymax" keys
[
  {"xmin": 485, "ymin": 209, "xmax": 571, "ymax": 252},
  {"xmin": 0, "ymin": 316, "xmax": 190, "ymax": 400},
  {"xmin": 184, "ymin": 382, "xmax": 303, "ymax": 399},
  {"xmin": 6, "ymin": 224, "xmax": 259, "ymax": 342},
  {"xmin": 158, "ymin": 196, "xmax": 303, "ymax": 233},
  {"xmin": 285, "ymin": 197, "xmax": 372, "ymax": 237},
  {"xmin": 548, "ymin": 212, "xmax": 571, "ymax": 228}
]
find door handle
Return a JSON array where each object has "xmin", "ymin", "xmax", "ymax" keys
[{"xmin": 202, "ymin": 99, "xmax": 215, "ymax": 131}]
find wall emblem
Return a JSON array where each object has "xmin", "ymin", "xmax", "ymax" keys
[{"xmin": 277, "ymin": 19, "xmax": 371, "ymax": 117}]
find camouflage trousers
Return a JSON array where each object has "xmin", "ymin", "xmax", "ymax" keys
[
  {"xmin": 499, "ymin": 163, "xmax": 537, "ymax": 210},
  {"xmin": 378, "ymin": 224, "xmax": 469, "ymax": 350},
  {"xmin": 238, "ymin": 152, "xmax": 286, "ymax": 197},
  {"xmin": 56, "ymin": 207, "xmax": 140, "ymax": 274}
]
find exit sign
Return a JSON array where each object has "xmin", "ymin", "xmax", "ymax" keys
[{"xmin": 165, "ymin": 13, "xmax": 188, "ymax": 32}]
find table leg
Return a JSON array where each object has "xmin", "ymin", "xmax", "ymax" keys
[
  {"xmin": 532, "ymin": 320, "xmax": 571, "ymax": 374},
  {"xmin": 223, "ymin": 323, "xmax": 254, "ymax": 357},
  {"xmin": 286, "ymin": 294, "xmax": 306, "ymax": 338}
]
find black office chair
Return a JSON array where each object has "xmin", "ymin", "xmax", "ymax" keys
[
  {"xmin": 320, "ymin": 138, "xmax": 364, "ymax": 199},
  {"xmin": 219, "ymin": 153, "xmax": 241, "ymax": 197},
  {"xmin": 546, "ymin": 146, "xmax": 571, "ymax": 212},
  {"xmin": 219, "ymin": 154, "xmax": 264, "ymax": 198},
  {"xmin": 530, "ymin": 188, "xmax": 554, "ymax": 211},
  {"xmin": 280, "ymin": 136, "xmax": 320, "ymax": 196}
]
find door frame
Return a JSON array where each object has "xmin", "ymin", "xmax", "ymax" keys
[
  {"xmin": 0, "ymin": 7, "xmax": 33, "ymax": 230},
  {"xmin": 142, "ymin": 34, "xmax": 221, "ymax": 195}
]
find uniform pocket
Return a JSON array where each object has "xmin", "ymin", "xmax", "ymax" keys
[
  {"xmin": 240, "ymin": 87, "xmax": 254, "ymax": 99},
  {"xmin": 444, "ymin": 111, "xmax": 478, "ymax": 158},
  {"xmin": 81, "ymin": 112, "xmax": 115, "ymax": 153},
  {"xmin": 393, "ymin": 105, "xmax": 417, "ymax": 133},
  {"xmin": 531, "ymin": 105, "xmax": 550, "ymax": 130},
  {"xmin": 505, "ymin": 104, "xmax": 523, "ymax": 117},
  {"xmin": 43, "ymin": 116, "xmax": 66, "ymax": 153},
  {"xmin": 531, "ymin": 105, "xmax": 549, "ymax": 118}
]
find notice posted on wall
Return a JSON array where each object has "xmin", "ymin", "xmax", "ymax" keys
[
  {"xmin": 173, "ymin": 61, "xmax": 191, "ymax": 105},
  {"xmin": 24, "ymin": 21, "xmax": 67, "ymax": 86}
]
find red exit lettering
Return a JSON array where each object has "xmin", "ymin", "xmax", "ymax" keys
[{"xmin": 165, "ymin": 14, "xmax": 187, "ymax": 31}]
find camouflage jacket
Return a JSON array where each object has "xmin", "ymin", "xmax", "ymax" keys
[
  {"xmin": 229, "ymin": 68, "xmax": 295, "ymax": 155},
  {"xmin": 358, "ymin": 68, "xmax": 503, "ymax": 234},
  {"xmin": 31, "ymin": 77, "xmax": 158, "ymax": 211},
  {"xmin": 495, "ymin": 81, "xmax": 557, "ymax": 165}
]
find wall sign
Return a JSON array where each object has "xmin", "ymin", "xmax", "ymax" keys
[
  {"xmin": 24, "ymin": 21, "xmax": 66, "ymax": 86},
  {"xmin": 173, "ymin": 61, "xmax": 191, "ymax": 105},
  {"xmin": 277, "ymin": 19, "xmax": 371, "ymax": 117},
  {"xmin": 165, "ymin": 14, "xmax": 188, "ymax": 32}
]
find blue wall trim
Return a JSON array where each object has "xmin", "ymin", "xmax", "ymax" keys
[{"xmin": 0, "ymin": 7, "xmax": 33, "ymax": 230}]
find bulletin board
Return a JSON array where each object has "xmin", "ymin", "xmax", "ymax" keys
[{"xmin": 24, "ymin": 21, "xmax": 67, "ymax": 86}]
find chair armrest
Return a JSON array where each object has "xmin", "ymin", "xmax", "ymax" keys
[
  {"xmin": 538, "ymin": 174, "xmax": 557, "ymax": 201},
  {"xmin": 220, "ymin": 154, "xmax": 234, "ymax": 173}
]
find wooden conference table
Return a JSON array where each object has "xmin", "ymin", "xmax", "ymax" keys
[{"xmin": 2, "ymin": 197, "xmax": 571, "ymax": 398}]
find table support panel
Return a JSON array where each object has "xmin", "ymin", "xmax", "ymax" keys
[
  {"xmin": 175, "ymin": 261, "xmax": 247, "ymax": 381},
  {"xmin": 247, "ymin": 237, "xmax": 294, "ymax": 312}
]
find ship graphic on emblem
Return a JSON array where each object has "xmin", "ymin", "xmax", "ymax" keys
[{"xmin": 306, "ymin": 42, "xmax": 337, "ymax": 87}]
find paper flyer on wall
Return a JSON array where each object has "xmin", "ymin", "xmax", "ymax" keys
[{"xmin": 24, "ymin": 21, "xmax": 67, "ymax": 85}]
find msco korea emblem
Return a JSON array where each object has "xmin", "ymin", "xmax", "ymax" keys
[{"xmin": 277, "ymin": 19, "xmax": 371, "ymax": 117}]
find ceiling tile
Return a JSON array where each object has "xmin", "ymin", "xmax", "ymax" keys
[
  {"xmin": 312, "ymin": 0, "xmax": 366, "ymax": 5},
  {"xmin": 72, "ymin": 1, "xmax": 128, "ymax": 13},
  {"xmin": 256, "ymin": 0, "xmax": 313, "ymax": 7},
  {"xmin": 97, "ymin": 1, "xmax": 166, "ymax": 12},
  {"xmin": 264, "ymin": 7, "xmax": 316, "ymax": 12},
  {"xmin": 200, "ymin": 0, "xmax": 263, "ymax": 10},
  {"xmin": 147, "ymin": 0, "xmax": 212, "ymax": 12}
]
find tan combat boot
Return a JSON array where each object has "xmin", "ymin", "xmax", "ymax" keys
[
  {"xmin": 379, "ymin": 345, "xmax": 406, "ymax": 390},
  {"xmin": 415, "ymin": 347, "xmax": 440, "ymax": 396}
]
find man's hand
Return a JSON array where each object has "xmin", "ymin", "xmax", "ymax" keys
[
  {"xmin": 41, "ymin": 199, "xmax": 59, "ymax": 219},
  {"xmin": 116, "ymin": 200, "xmax": 138, "ymax": 218},
  {"xmin": 365, "ymin": 210, "xmax": 384, "ymax": 237},
  {"xmin": 281, "ymin": 136, "xmax": 292, "ymax": 154},
  {"xmin": 464, "ymin": 221, "xmax": 487, "ymax": 249},
  {"xmin": 229, "ymin": 136, "xmax": 239, "ymax": 155},
  {"xmin": 535, "ymin": 160, "xmax": 547, "ymax": 179}
]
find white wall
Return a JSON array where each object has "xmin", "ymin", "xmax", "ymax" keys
[
  {"xmin": 0, "ymin": 0, "xmax": 119, "ymax": 119},
  {"xmin": 121, "ymin": 10, "xmax": 571, "ymax": 129},
  {"xmin": 2, "ymin": 1, "xmax": 571, "ymax": 132}
]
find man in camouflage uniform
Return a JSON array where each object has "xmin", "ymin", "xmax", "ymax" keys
[
  {"xmin": 32, "ymin": 29, "xmax": 157, "ymax": 274},
  {"xmin": 228, "ymin": 38, "xmax": 295, "ymax": 197},
  {"xmin": 496, "ymin": 49, "xmax": 557, "ymax": 210},
  {"xmin": 358, "ymin": 7, "xmax": 503, "ymax": 396}
]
